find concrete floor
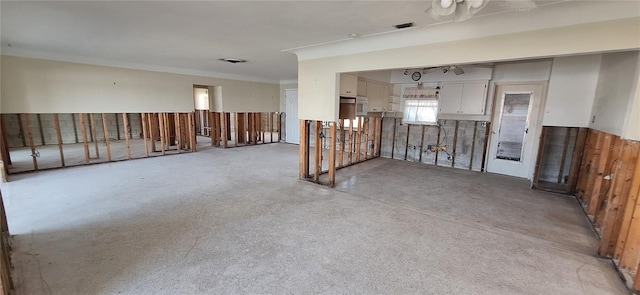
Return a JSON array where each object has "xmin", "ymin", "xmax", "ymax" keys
[{"xmin": 0, "ymin": 143, "xmax": 629, "ymax": 294}]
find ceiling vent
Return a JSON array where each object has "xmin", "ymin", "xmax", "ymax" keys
[
  {"xmin": 394, "ymin": 22, "xmax": 414, "ymax": 29},
  {"xmin": 219, "ymin": 58, "xmax": 247, "ymax": 64}
]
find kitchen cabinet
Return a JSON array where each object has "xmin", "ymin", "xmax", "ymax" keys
[
  {"xmin": 357, "ymin": 80, "xmax": 367, "ymax": 96},
  {"xmin": 340, "ymin": 74, "xmax": 358, "ymax": 97},
  {"xmin": 439, "ymin": 81, "xmax": 488, "ymax": 115},
  {"xmin": 366, "ymin": 82, "xmax": 388, "ymax": 112}
]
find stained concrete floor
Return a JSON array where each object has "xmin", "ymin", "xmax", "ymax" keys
[{"xmin": 0, "ymin": 143, "xmax": 630, "ymax": 294}]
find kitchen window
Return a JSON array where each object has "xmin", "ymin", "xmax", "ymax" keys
[{"xmin": 402, "ymin": 87, "xmax": 439, "ymax": 125}]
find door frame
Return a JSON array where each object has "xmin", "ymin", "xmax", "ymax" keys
[
  {"xmin": 485, "ymin": 81, "xmax": 549, "ymax": 183},
  {"xmin": 285, "ymin": 88, "xmax": 299, "ymax": 144}
]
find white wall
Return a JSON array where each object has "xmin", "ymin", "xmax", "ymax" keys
[
  {"xmin": 543, "ymin": 55, "xmax": 602, "ymax": 127},
  {"xmin": 358, "ymin": 71, "xmax": 391, "ymax": 83},
  {"xmin": 279, "ymin": 83, "xmax": 298, "ymax": 112},
  {"xmin": 296, "ymin": 18, "xmax": 640, "ymax": 122},
  {"xmin": 1, "ymin": 56, "xmax": 279, "ymax": 113},
  {"xmin": 590, "ymin": 51, "xmax": 640, "ymax": 137},
  {"xmin": 487, "ymin": 60, "xmax": 552, "ymax": 117}
]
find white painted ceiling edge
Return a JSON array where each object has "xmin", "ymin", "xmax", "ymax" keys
[
  {"xmin": 0, "ymin": 46, "xmax": 283, "ymax": 85},
  {"xmin": 287, "ymin": 1, "xmax": 640, "ymax": 61}
]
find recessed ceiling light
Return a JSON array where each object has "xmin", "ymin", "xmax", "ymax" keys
[
  {"xmin": 348, "ymin": 33, "xmax": 360, "ymax": 38},
  {"xmin": 394, "ymin": 22, "xmax": 414, "ymax": 29},
  {"xmin": 219, "ymin": 58, "xmax": 247, "ymax": 64}
]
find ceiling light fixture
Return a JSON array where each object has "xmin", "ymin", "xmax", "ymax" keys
[
  {"xmin": 348, "ymin": 33, "xmax": 360, "ymax": 38},
  {"xmin": 394, "ymin": 22, "xmax": 415, "ymax": 29},
  {"xmin": 403, "ymin": 69, "xmax": 409, "ymax": 75},
  {"xmin": 426, "ymin": 0, "xmax": 490, "ymax": 22},
  {"xmin": 219, "ymin": 58, "xmax": 247, "ymax": 64}
]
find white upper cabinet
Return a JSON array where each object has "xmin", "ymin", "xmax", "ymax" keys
[
  {"xmin": 439, "ymin": 81, "xmax": 488, "ymax": 115},
  {"xmin": 340, "ymin": 74, "xmax": 358, "ymax": 97},
  {"xmin": 367, "ymin": 83, "xmax": 388, "ymax": 112},
  {"xmin": 357, "ymin": 80, "xmax": 367, "ymax": 96}
]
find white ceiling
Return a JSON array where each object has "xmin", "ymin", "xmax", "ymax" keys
[{"xmin": 1, "ymin": 1, "xmax": 639, "ymax": 84}]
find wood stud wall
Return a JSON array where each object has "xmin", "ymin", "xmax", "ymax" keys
[
  {"xmin": 299, "ymin": 116, "xmax": 383, "ymax": 187},
  {"xmin": 207, "ymin": 111, "xmax": 282, "ymax": 148},
  {"xmin": 0, "ymin": 112, "xmax": 197, "ymax": 175},
  {"xmin": 575, "ymin": 129, "xmax": 640, "ymax": 291}
]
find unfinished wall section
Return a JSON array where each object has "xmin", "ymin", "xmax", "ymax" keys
[{"xmin": 380, "ymin": 117, "xmax": 488, "ymax": 172}]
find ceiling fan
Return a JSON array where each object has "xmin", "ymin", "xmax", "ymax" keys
[
  {"xmin": 426, "ymin": 0, "xmax": 538, "ymax": 22},
  {"xmin": 426, "ymin": 0, "xmax": 490, "ymax": 22}
]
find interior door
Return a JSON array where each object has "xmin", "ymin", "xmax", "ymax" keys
[
  {"xmin": 285, "ymin": 89, "xmax": 299, "ymax": 144},
  {"xmin": 487, "ymin": 84, "xmax": 544, "ymax": 179}
]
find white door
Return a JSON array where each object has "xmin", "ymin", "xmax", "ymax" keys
[
  {"xmin": 285, "ymin": 89, "xmax": 299, "ymax": 144},
  {"xmin": 487, "ymin": 84, "xmax": 544, "ymax": 179}
]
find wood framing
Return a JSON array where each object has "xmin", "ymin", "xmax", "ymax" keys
[
  {"xmin": 80, "ymin": 113, "xmax": 90, "ymax": 163},
  {"xmin": 22, "ymin": 114, "xmax": 38, "ymax": 171},
  {"xmin": 451, "ymin": 121, "xmax": 459, "ymax": 167},
  {"xmin": 141, "ymin": 113, "xmax": 150, "ymax": 157},
  {"xmin": 220, "ymin": 112, "xmax": 228, "ymax": 148},
  {"xmin": 300, "ymin": 120, "xmax": 310, "ymax": 179},
  {"xmin": 123, "ymin": 113, "xmax": 131, "ymax": 159},
  {"xmin": 53, "ymin": 114, "xmax": 66, "ymax": 167},
  {"xmin": 102, "ymin": 114, "xmax": 112, "ymax": 161},
  {"xmin": 348, "ymin": 119, "xmax": 354, "ymax": 164},
  {"xmin": 328, "ymin": 122, "xmax": 337, "ymax": 187},
  {"xmin": 339, "ymin": 119, "xmax": 345, "ymax": 168},
  {"xmin": 404, "ymin": 124, "xmax": 410, "ymax": 161},
  {"xmin": 313, "ymin": 121, "xmax": 322, "ymax": 182},
  {"xmin": 89, "ymin": 113, "xmax": 100, "ymax": 158}
]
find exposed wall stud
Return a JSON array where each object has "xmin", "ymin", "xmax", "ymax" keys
[
  {"xmin": 53, "ymin": 114, "xmax": 65, "ymax": 167},
  {"xmin": 89, "ymin": 113, "xmax": 100, "ymax": 158},
  {"xmin": 300, "ymin": 120, "xmax": 310, "ymax": 179},
  {"xmin": 328, "ymin": 122, "xmax": 337, "ymax": 187},
  {"xmin": 80, "ymin": 114, "xmax": 90, "ymax": 163},
  {"xmin": 102, "ymin": 114, "xmax": 112, "ymax": 161},
  {"xmin": 123, "ymin": 113, "xmax": 131, "ymax": 159},
  {"xmin": 23, "ymin": 114, "xmax": 38, "ymax": 171},
  {"xmin": 141, "ymin": 113, "xmax": 150, "ymax": 157}
]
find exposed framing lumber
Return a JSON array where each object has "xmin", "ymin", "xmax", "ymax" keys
[
  {"xmin": 0, "ymin": 116, "xmax": 11, "ymax": 170},
  {"xmin": 617, "ymin": 145, "xmax": 640, "ymax": 269},
  {"xmin": 469, "ymin": 121, "xmax": 478, "ymax": 170},
  {"xmin": 435, "ymin": 122, "xmax": 441, "ymax": 165},
  {"xmin": 356, "ymin": 118, "xmax": 362, "ymax": 162},
  {"xmin": 370, "ymin": 117, "xmax": 376, "ymax": 158},
  {"xmin": 314, "ymin": 121, "xmax": 322, "ymax": 182},
  {"xmin": 557, "ymin": 127, "xmax": 572, "ymax": 183},
  {"xmin": 102, "ymin": 113, "xmax": 112, "ymax": 161},
  {"xmin": 532, "ymin": 126, "xmax": 549, "ymax": 188},
  {"xmin": 148, "ymin": 113, "xmax": 157, "ymax": 152},
  {"xmin": 269, "ymin": 113, "xmax": 274, "ymax": 143},
  {"xmin": 348, "ymin": 119, "xmax": 354, "ymax": 165},
  {"xmin": 189, "ymin": 113, "xmax": 197, "ymax": 152},
  {"xmin": 123, "ymin": 113, "xmax": 131, "ymax": 159},
  {"xmin": 220, "ymin": 112, "xmax": 228, "ymax": 148},
  {"xmin": 36, "ymin": 114, "xmax": 45, "ymax": 145},
  {"xmin": 141, "ymin": 113, "xmax": 150, "ymax": 157},
  {"xmin": 277, "ymin": 113, "xmax": 282, "ymax": 142},
  {"xmin": 364, "ymin": 118, "xmax": 370, "ymax": 160},
  {"xmin": 391, "ymin": 118, "xmax": 397, "ymax": 159},
  {"xmin": 22, "ymin": 114, "xmax": 38, "ymax": 171},
  {"xmin": 53, "ymin": 114, "xmax": 65, "ymax": 167},
  {"xmin": 71, "ymin": 113, "xmax": 79, "ymax": 143},
  {"xmin": 79, "ymin": 114, "xmax": 90, "ymax": 163},
  {"xmin": 300, "ymin": 120, "xmax": 310, "ymax": 179},
  {"xmin": 404, "ymin": 124, "xmax": 410, "ymax": 161},
  {"xmin": 158, "ymin": 113, "xmax": 166, "ymax": 155},
  {"xmin": 89, "ymin": 113, "xmax": 100, "ymax": 158},
  {"xmin": 209, "ymin": 111, "xmax": 215, "ymax": 146},
  {"xmin": 339, "ymin": 119, "xmax": 345, "ymax": 168},
  {"xmin": 577, "ymin": 130, "xmax": 597, "ymax": 200},
  {"xmin": 175, "ymin": 113, "xmax": 182, "ymax": 153},
  {"xmin": 588, "ymin": 133, "xmax": 614, "ymax": 216},
  {"xmin": 328, "ymin": 122, "xmax": 337, "ymax": 187},
  {"xmin": 234, "ymin": 112, "xmax": 240, "ymax": 147},
  {"xmin": 376, "ymin": 117, "xmax": 383, "ymax": 157},
  {"xmin": 16, "ymin": 114, "xmax": 26, "ymax": 147},
  {"xmin": 114, "ymin": 114, "xmax": 121, "ymax": 140},
  {"xmin": 567, "ymin": 128, "xmax": 588, "ymax": 194},
  {"xmin": 480, "ymin": 122, "xmax": 491, "ymax": 172},
  {"xmin": 451, "ymin": 120, "xmax": 459, "ymax": 167},
  {"xmin": 419, "ymin": 125, "xmax": 426, "ymax": 163},
  {"xmin": 599, "ymin": 141, "xmax": 638, "ymax": 256}
]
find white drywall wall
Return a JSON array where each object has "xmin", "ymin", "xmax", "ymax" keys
[
  {"xmin": 296, "ymin": 18, "xmax": 640, "ymax": 121},
  {"xmin": 543, "ymin": 54, "xmax": 602, "ymax": 127},
  {"xmin": 591, "ymin": 51, "xmax": 640, "ymax": 137},
  {"xmin": 1, "ymin": 56, "xmax": 279, "ymax": 113},
  {"xmin": 280, "ymin": 83, "xmax": 298, "ymax": 112}
]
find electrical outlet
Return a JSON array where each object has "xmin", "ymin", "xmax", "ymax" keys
[{"xmin": 429, "ymin": 145, "xmax": 447, "ymax": 152}]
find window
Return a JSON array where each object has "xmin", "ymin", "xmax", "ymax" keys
[{"xmin": 402, "ymin": 87, "xmax": 439, "ymax": 125}]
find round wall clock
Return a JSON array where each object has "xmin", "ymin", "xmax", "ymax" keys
[{"xmin": 411, "ymin": 71, "xmax": 421, "ymax": 81}]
